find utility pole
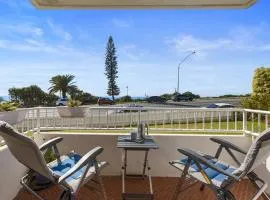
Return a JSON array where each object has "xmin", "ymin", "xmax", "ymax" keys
[
  {"xmin": 126, "ymin": 86, "xmax": 129, "ymax": 96},
  {"xmin": 177, "ymin": 51, "xmax": 196, "ymax": 94}
]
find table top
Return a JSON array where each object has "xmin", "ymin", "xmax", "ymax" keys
[{"xmin": 117, "ymin": 135, "xmax": 159, "ymax": 150}]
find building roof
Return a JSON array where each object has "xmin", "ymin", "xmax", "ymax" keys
[{"xmin": 32, "ymin": 0, "xmax": 257, "ymax": 9}]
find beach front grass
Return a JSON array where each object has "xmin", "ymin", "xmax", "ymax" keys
[
  {"xmin": 43, "ymin": 129, "xmax": 241, "ymax": 135},
  {"xmin": 41, "ymin": 120, "xmax": 268, "ymax": 135}
]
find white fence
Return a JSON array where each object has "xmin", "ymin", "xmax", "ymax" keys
[{"xmin": 1, "ymin": 106, "xmax": 270, "ymax": 146}]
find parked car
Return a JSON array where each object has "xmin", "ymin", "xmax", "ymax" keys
[
  {"xmin": 206, "ymin": 103, "xmax": 235, "ymax": 108},
  {"xmin": 174, "ymin": 94, "xmax": 193, "ymax": 102},
  {"xmin": 117, "ymin": 103, "xmax": 146, "ymax": 113},
  {"xmin": 56, "ymin": 98, "xmax": 68, "ymax": 106},
  {"xmin": 97, "ymin": 97, "xmax": 114, "ymax": 106},
  {"xmin": 147, "ymin": 96, "xmax": 166, "ymax": 104}
]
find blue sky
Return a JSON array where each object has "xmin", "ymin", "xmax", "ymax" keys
[{"xmin": 0, "ymin": 0, "xmax": 269, "ymax": 97}]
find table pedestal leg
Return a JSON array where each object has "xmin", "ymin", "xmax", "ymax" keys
[{"xmin": 121, "ymin": 149, "xmax": 127, "ymax": 194}]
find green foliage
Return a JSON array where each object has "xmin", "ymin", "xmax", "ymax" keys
[
  {"xmin": 242, "ymin": 67, "xmax": 270, "ymax": 111},
  {"xmin": 67, "ymin": 99, "xmax": 82, "ymax": 107},
  {"xmin": 242, "ymin": 95, "xmax": 270, "ymax": 110},
  {"xmin": 43, "ymin": 148, "xmax": 57, "ymax": 163},
  {"xmin": 105, "ymin": 36, "xmax": 120, "ymax": 101},
  {"xmin": 44, "ymin": 93, "xmax": 59, "ymax": 106},
  {"xmin": 160, "ymin": 93, "xmax": 173, "ymax": 101},
  {"xmin": 160, "ymin": 91, "xmax": 200, "ymax": 100},
  {"xmin": 182, "ymin": 91, "xmax": 200, "ymax": 99},
  {"xmin": 117, "ymin": 95, "xmax": 132, "ymax": 103},
  {"xmin": 0, "ymin": 102, "xmax": 19, "ymax": 112},
  {"xmin": 49, "ymin": 74, "xmax": 78, "ymax": 98},
  {"xmin": 69, "ymin": 89, "xmax": 98, "ymax": 105},
  {"xmin": 78, "ymin": 92, "xmax": 98, "ymax": 105},
  {"xmin": 8, "ymin": 85, "xmax": 56, "ymax": 107},
  {"xmin": 253, "ymin": 67, "xmax": 270, "ymax": 96}
]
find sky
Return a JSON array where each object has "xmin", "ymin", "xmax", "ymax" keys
[{"xmin": 0, "ymin": 0, "xmax": 270, "ymax": 98}]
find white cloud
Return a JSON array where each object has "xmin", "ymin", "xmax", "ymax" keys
[
  {"xmin": 119, "ymin": 44, "xmax": 149, "ymax": 60},
  {"xmin": 0, "ymin": 23, "xmax": 44, "ymax": 37},
  {"xmin": 47, "ymin": 18, "xmax": 72, "ymax": 41},
  {"xmin": 0, "ymin": 38, "xmax": 94, "ymax": 58},
  {"xmin": 168, "ymin": 34, "xmax": 232, "ymax": 53},
  {"xmin": 167, "ymin": 23, "xmax": 270, "ymax": 55},
  {"xmin": 112, "ymin": 18, "xmax": 132, "ymax": 28}
]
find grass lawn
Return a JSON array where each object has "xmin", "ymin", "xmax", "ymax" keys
[
  {"xmin": 42, "ymin": 120, "xmax": 268, "ymax": 135},
  {"xmin": 43, "ymin": 129, "xmax": 242, "ymax": 135}
]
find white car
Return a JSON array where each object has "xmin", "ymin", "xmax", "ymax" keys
[{"xmin": 56, "ymin": 98, "xmax": 68, "ymax": 106}]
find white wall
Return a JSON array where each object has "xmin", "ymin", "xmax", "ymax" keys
[
  {"xmin": 1, "ymin": 132, "xmax": 270, "ymax": 200},
  {"xmin": 0, "ymin": 146, "xmax": 27, "ymax": 200}
]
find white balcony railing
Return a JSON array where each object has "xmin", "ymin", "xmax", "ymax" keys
[{"xmin": 1, "ymin": 106, "xmax": 269, "ymax": 146}]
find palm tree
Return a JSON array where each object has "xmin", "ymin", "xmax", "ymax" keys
[{"xmin": 49, "ymin": 75, "xmax": 78, "ymax": 98}]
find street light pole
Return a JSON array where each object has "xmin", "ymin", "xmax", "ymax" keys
[
  {"xmin": 177, "ymin": 51, "xmax": 196, "ymax": 94},
  {"xmin": 126, "ymin": 86, "xmax": 129, "ymax": 96}
]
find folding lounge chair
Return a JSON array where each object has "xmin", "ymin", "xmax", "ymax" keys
[
  {"xmin": 0, "ymin": 121, "xmax": 108, "ymax": 200},
  {"xmin": 169, "ymin": 129, "xmax": 270, "ymax": 200}
]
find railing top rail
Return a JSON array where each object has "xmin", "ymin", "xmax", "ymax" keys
[
  {"xmin": 28, "ymin": 106, "xmax": 244, "ymax": 112},
  {"xmin": 20, "ymin": 106, "xmax": 270, "ymax": 114},
  {"xmin": 244, "ymin": 109, "xmax": 270, "ymax": 115}
]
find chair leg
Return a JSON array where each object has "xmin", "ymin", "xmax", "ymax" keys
[
  {"xmin": 248, "ymin": 172, "xmax": 270, "ymax": 200},
  {"xmin": 96, "ymin": 174, "xmax": 107, "ymax": 200},
  {"xmin": 217, "ymin": 189, "xmax": 236, "ymax": 200},
  {"xmin": 172, "ymin": 176, "xmax": 185, "ymax": 200},
  {"xmin": 59, "ymin": 190, "xmax": 76, "ymax": 200},
  {"xmin": 20, "ymin": 174, "xmax": 45, "ymax": 200},
  {"xmin": 200, "ymin": 184, "xmax": 205, "ymax": 191}
]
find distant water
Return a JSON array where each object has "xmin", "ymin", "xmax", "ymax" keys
[{"xmin": 0, "ymin": 96, "xmax": 9, "ymax": 101}]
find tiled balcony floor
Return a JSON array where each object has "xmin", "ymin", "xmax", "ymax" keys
[{"xmin": 15, "ymin": 176, "xmax": 263, "ymax": 200}]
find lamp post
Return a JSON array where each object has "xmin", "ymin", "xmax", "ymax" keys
[
  {"xmin": 126, "ymin": 86, "xmax": 129, "ymax": 96},
  {"xmin": 177, "ymin": 51, "xmax": 196, "ymax": 94}
]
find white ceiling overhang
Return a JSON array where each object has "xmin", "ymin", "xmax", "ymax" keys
[{"xmin": 31, "ymin": 0, "xmax": 258, "ymax": 9}]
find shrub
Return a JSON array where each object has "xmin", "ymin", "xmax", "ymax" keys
[
  {"xmin": 242, "ymin": 67, "xmax": 270, "ymax": 111},
  {"xmin": 67, "ymin": 99, "xmax": 82, "ymax": 107},
  {"xmin": 0, "ymin": 102, "xmax": 20, "ymax": 112},
  {"xmin": 117, "ymin": 95, "xmax": 132, "ymax": 103}
]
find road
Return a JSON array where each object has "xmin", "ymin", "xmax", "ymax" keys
[{"xmin": 134, "ymin": 97, "xmax": 241, "ymax": 108}]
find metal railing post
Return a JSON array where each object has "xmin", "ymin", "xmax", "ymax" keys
[
  {"xmin": 138, "ymin": 109, "xmax": 141, "ymax": 126},
  {"xmin": 37, "ymin": 107, "xmax": 40, "ymax": 134},
  {"xmin": 243, "ymin": 110, "xmax": 247, "ymax": 135}
]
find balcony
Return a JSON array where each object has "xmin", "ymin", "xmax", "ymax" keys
[{"xmin": 0, "ymin": 106, "xmax": 270, "ymax": 199}]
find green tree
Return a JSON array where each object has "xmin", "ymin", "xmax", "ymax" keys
[
  {"xmin": 105, "ymin": 36, "xmax": 120, "ymax": 101},
  {"xmin": 9, "ymin": 85, "xmax": 47, "ymax": 107},
  {"xmin": 49, "ymin": 74, "xmax": 78, "ymax": 98},
  {"xmin": 242, "ymin": 67, "xmax": 270, "ymax": 110},
  {"xmin": 182, "ymin": 91, "xmax": 200, "ymax": 99},
  {"xmin": 160, "ymin": 93, "xmax": 173, "ymax": 101},
  {"xmin": 117, "ymin": 95, "xmax": 132, "ymax": 103},
  {"xmin": 8, "ymin": 87, "xmax": 21, "ymax": 101}
]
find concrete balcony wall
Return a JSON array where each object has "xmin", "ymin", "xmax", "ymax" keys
[
  {"xmin": 0, "ymin": 146, "xmax": 27, "ymax": 200},
  {"xmin": 2, "ymin": 132, "xmax": 270, "ymax": 200}
]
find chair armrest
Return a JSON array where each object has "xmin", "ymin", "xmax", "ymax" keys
[
  {"xmin": 177, "ymin": 148, "xmax": 239, "ymax": 181},
  {"xmin": 210, "ymin": 137, "xmax": 247, "ymax": 155},
  {"xmin": 39, "ymin": 137, "xmax": 63, "ymax": 151},
  {"xmin": 58, "ymin": 146, "xmax": 103, "ymax": 183}
]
